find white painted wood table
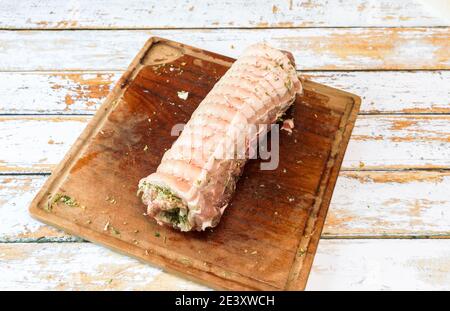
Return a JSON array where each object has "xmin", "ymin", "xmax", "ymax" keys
[{"xmin": 0, "ymin": 0, "xmax": 449, "ymax": 290}]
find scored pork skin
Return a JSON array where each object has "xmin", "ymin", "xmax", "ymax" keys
[{"xmin": 138, "ymin": 43, "xmax": 302, "ymax": 231}]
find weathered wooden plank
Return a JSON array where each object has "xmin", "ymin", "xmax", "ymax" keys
[
  {"xmin": 346, "ymin": 115, "xmax": 450, "ymax": 170},
  {"xmin": 307, "ymin": 71, "xmax": 450, "ymax": 114},
  {"xmin": 307, "ymin": 239, "xmax": 450, "ymax": 290},
  {"xmin": 325, "ymin": 171, "xmax": 450, "ymax": 237},
  {"xmin": 1, "ymin": 171, "xmax": 449, "ymax": 241},
  {"xmin": 0, "ymin": 242, "xmax": 208, "ymax": 290},
  {"xmin": 0, "ymin": 72, "xmax": 116, "ymax": 114},
  {"xmin": 0, "ymin": 115, "xmax": 448, "ymax": 173},
  {"xmin": 0, "ymin": 0, "xmax": 447, "ymax": 29},
  {"xmin": 0, "ymin": 117, "xmax": 87, "ymax": 173},
  {"xmin": 1, "ymin": 71, "xmax": 449, "ymax": 115},
  {"xmin": 0, "ymin": 240, "xmax": 449, "ymax": 290},
  {"xmin": 0, "ymin": 176, "xmax": 69, "ymax": 242},
  {"xmin": 0, "ymin": 28, "xmax": 448, "ymax": 71}
]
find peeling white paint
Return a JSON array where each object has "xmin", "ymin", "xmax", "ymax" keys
[
  {"xmin": 0, "ymin": 242, "xmax": 208, "ymax": 290},
  {"xmin": 307, "ymin": 239, "xmax": 450, "ymax": 290},
  {"xmin": 0, "ymin": 28, "xmax": 448, "ymax": 71},
  {"xmin": 1, "ymin": 71, "xmax": 448, "ymax": 114},
  {"xmin": 0, "ymin": 115, "xmax": 448, "ymax": 173},
  {"xmin": 0, "ymin": 240, "xmax": 449, "ymax": 290},
  {"xmin": 0, "ymin": 0, "xmax": 446, "ymax": 29}
]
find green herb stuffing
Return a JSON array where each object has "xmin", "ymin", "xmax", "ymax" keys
[
  {"xmin": 138, "ymin": 182, "xmax": 182, "ymax": 205},
  {"xmin": 161, "ymin": 208, "xmax": 188, "ymax": 226},
  {"xmin": 138, "ymin": 182, "xmax": 191, "ymax": 230},
  {"xmin": 152, "ymin": 185, "xmax": 183, "ymax": 204}
]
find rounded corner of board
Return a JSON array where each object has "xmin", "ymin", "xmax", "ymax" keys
[{"xmin": 28, "ymin": 204, "xmax": 42, "ymax": 219}]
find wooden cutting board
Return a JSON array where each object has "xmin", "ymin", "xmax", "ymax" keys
[{"xmin": 29, "ymin": 37, "xmax": 360, "ymax": 290}]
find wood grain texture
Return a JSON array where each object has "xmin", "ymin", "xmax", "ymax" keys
[
  {"xmin": 0, "ymin": 28, "xmax": 448, "ymax": 71},
  {"xmin": 1, "ymin": 71, "xmax": 449, "ymax": 115},
  {"xmin": 1, "ymin": 114, "xmax": 448, "ymax": 173},
  {"xmin": 2, "ymin": 171, "xmax": 450, "ymax": 242},
  {"xmin": 1, "ymin": 0, "xmax": 446, "ymax": 29},
  {"xmin": 1, "ymin": 240, "xmax": 449, "ymax": 290}
]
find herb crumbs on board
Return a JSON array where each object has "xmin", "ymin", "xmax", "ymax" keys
[
  {"xmin": 298, "ymin": 248, "xmax": 306, "ymax": 257},
  {"xmin": 154, "ymin": 232, "xmax": 161, "ymax": 237},
  {"xmin": 180, "ymin": 257, "xmax": 192, "ymax": 266},
  {"xmin": 45, "ymin": 193, "xmax": 80, "ymax": 211},
  {"xmin": 105, "ymin": 196, "xmax": 117, "ymax": 204},
  {"xmin": 104, "ymin": 221, "xmax": 120, "ymax": 236},
  {"xmin": 110, "ymin": 226, "xmax": 120, "ymax": 236}
]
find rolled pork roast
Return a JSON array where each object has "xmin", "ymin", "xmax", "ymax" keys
[{"xmin": 138, "ymin": 43, "xmax": 302, "ymax": 231}]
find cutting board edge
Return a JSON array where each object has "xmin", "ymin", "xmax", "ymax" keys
[
  {"xmin": 28, "ymin": 37, "xmax": 159, "ymax": 219},
  {"xmin": 28, "ymin": 36, "xmax": 281, "ymax": 291},
  {"xmin": 29, "ymin": 205, "xmax": 277, "ymax": 291},
  {"xmin": 287, "ymin": 90, "xmax": 361, "ymax": 290},
  {"xmin": 28, "ymin": 36, "xmax": 362, "ymax": 291}
]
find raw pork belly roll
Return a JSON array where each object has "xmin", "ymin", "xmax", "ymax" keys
[{"xmin": 138, "ymin": 43, "xmax": 302, "ymax": 231}]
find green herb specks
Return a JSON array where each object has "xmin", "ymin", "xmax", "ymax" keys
[{"xmin": 46, "ymin": 193, "xmax": 79, "ymax": 211}]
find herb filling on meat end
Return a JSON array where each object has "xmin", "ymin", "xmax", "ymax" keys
[{"xmin": 138, "ymin": 182, "xmax": 192, "ymax": 231}]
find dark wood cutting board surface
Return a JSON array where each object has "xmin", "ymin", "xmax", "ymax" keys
[{"xmin": 29, "ymin": 37, "xmax": 360, "ymax": 290}]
